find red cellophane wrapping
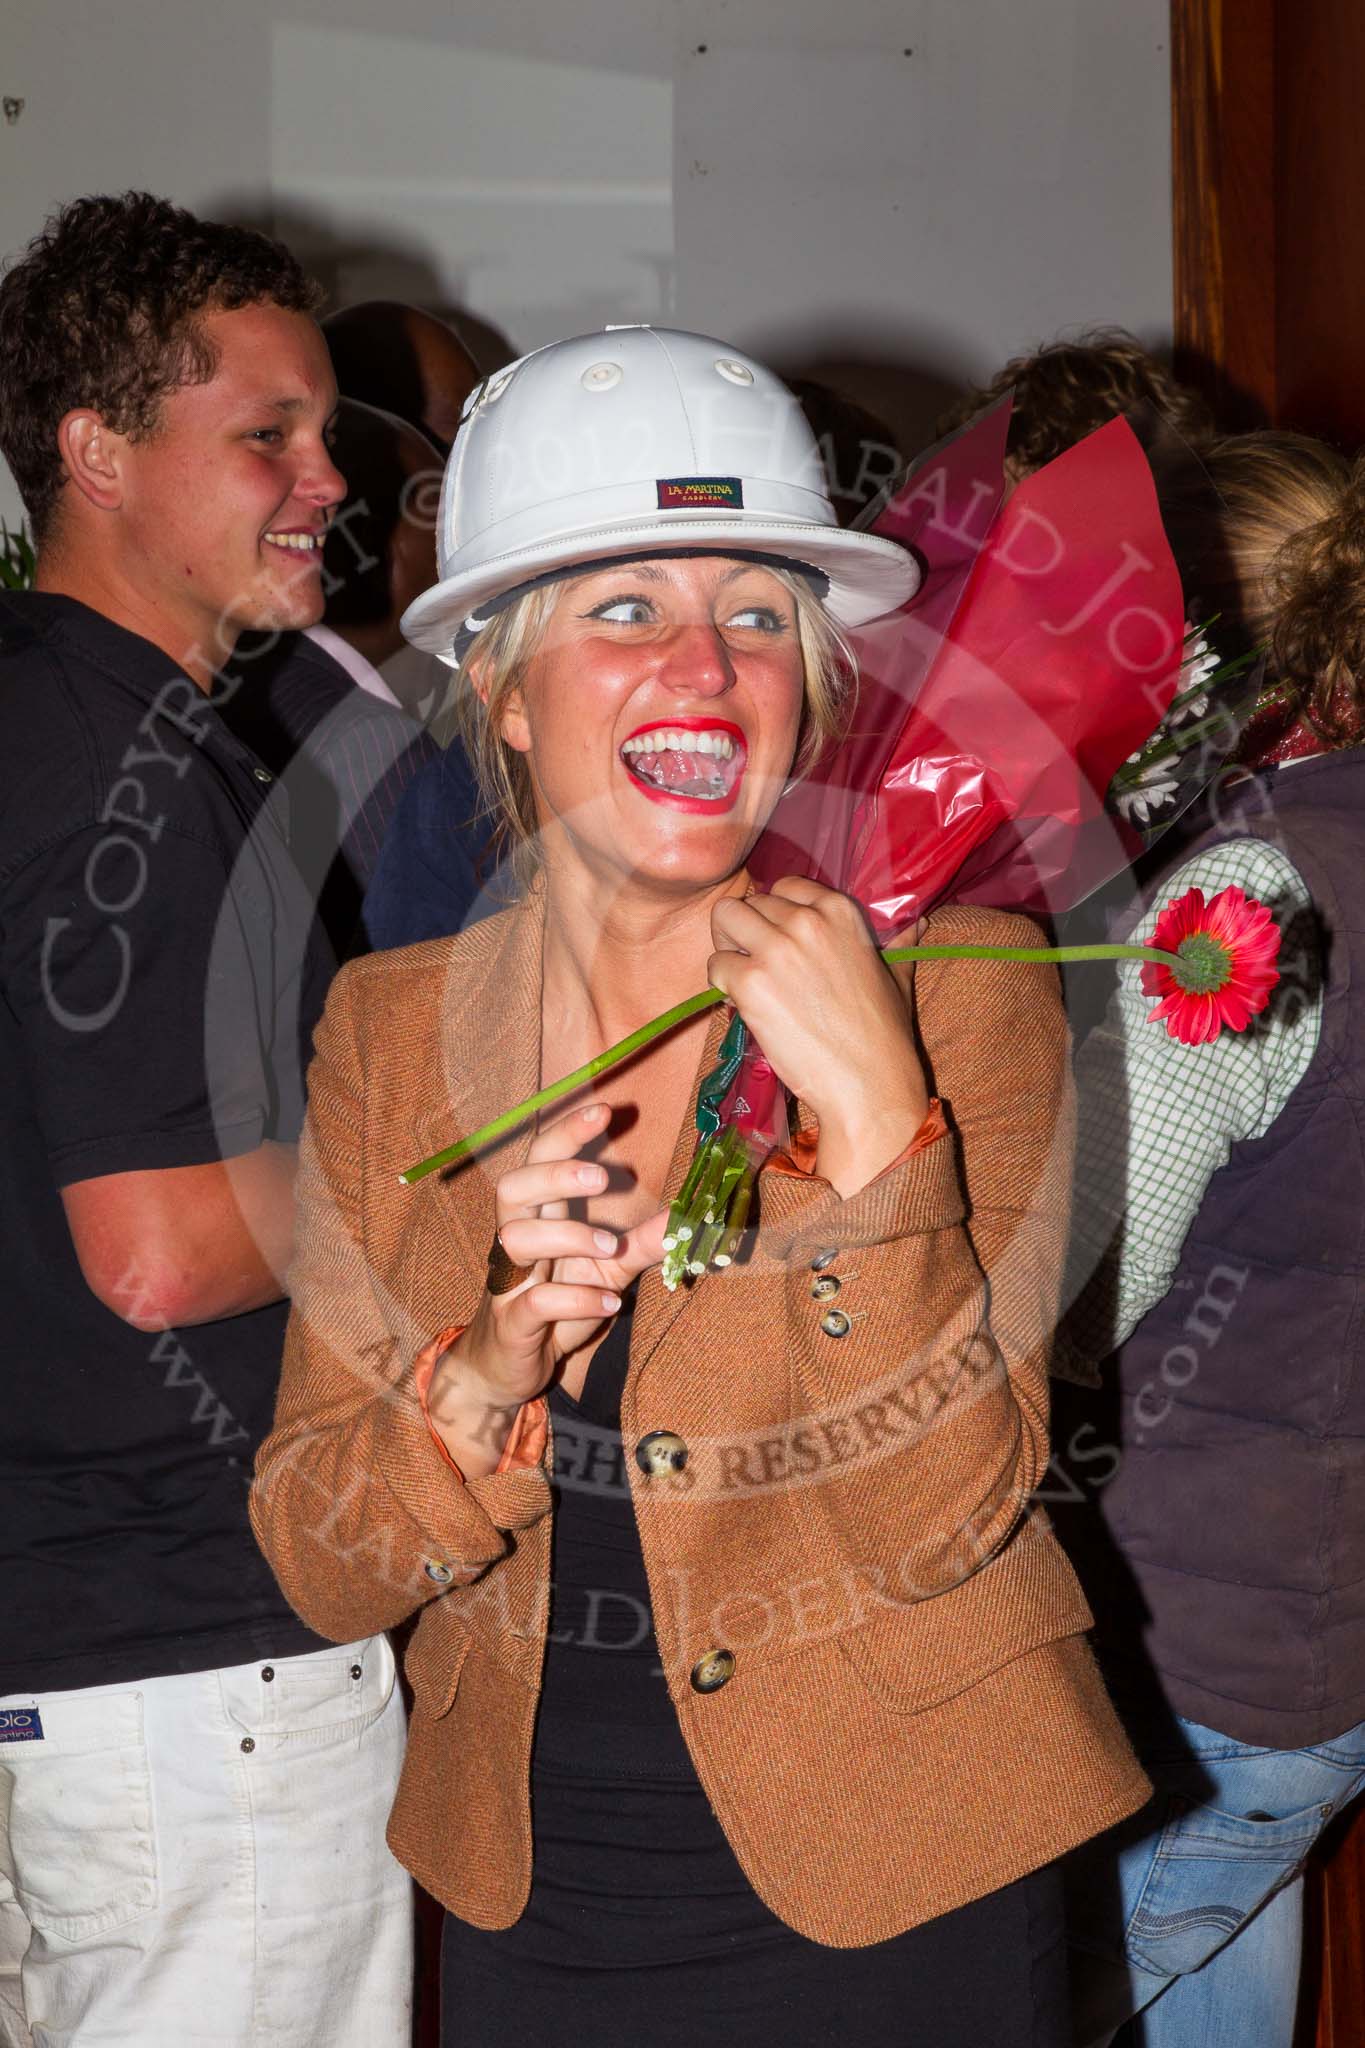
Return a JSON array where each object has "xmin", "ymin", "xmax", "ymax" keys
[
  {"xmin": 751, "ymin": 405, "xmax": 1187, "ymax": 939},
  {"xmin": 721, "ymin": 407, "xmax": 1186, "ymax": 1154}
]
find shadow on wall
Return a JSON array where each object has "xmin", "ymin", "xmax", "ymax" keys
[
  {"xmin": 780, "ymin": 348, "xmax": 966, "ymax": 462},
  {"xmin": 1169, "ymin": 342, "xmax": 1272, "ymax": 437},
  {"xmin": 210, "ymin": 192, "xmax": 520, "ymax": 376},
  {"xmin": 211, "ymin": 191, "xmax": 989, "ymax": 515},
  {"xmin": 773, "ymin": 348, "xmax": 974, "ymax": 525}
]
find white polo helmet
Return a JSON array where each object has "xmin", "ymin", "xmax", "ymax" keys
[{"xmin": 401, "ymin": 324, "xmax": 919, "ymax": 666}]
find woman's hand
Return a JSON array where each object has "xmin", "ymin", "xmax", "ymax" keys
[
  {"xmin": 708, "ymin": 878, "xmax": 930, "ymax": 1196},
  {"xmin": 426, "ymin": 1101, "xmax": 667, "ymax": 1475}
]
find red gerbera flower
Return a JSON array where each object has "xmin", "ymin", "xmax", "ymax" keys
[{"xmin": 1140, "ymin": 885, "xmax": 1282, "ymax": 1044}]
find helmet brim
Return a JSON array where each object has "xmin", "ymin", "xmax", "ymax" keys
[{"xmin": 401, "ymin": 515, "xmax": 920, "ymax": 665}]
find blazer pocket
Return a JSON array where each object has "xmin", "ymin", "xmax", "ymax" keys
[
  {"xmin": 833, "ymin": 1513, "xmax": 1093, "ymax": 1714},
  {"xmin": 403, "ymin": 1613, "xmax": 471, "ymax": 1723}
]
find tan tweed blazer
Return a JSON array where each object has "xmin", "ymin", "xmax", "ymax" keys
[{"xmin": 251, "ymin": 891, "xmax": 1147, "ymax": 1946}]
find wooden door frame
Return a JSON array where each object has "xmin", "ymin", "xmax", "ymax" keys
[
  {"xmin": 1171, "ymin": 0, "xmax": 1276, "ymax": 425},
  {"xmin": 1172, "ymin": 0, "xmax": 1365, "ymax": 444}
]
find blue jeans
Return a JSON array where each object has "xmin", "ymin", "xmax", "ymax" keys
[{"xmin": 1066, "ymin": 1705, "xmax": 1365, "ymax": 2048}]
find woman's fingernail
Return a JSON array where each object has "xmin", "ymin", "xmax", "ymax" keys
[
  {"xmin": 594, "ymin": 1229, "xmax": 619, "ymax": 1254},
  {"xmin": 578, "ymin": 1164, "xmax": 607, "ymax": 1187},
  {"xmin": 602, "ymin": 1293, "xmax": 622, "ymax": 1313}
]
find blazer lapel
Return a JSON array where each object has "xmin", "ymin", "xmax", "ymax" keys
[
  {"xmin": 410, "ymin": 887, "xmax": 546, "ymax": 1276},
  {"xmin": 405, "ymin": 884, "xmax": 733, "ymax": 1366}
]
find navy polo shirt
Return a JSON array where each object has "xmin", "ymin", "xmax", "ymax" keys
[{"xmin": 0, "ymin": 592, "xmax": 329, "ymax": 1693}]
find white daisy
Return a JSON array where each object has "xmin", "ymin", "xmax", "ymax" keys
[
  {"xmin": 1114, "ymin": 764, "xmax": 1180, "ymax": 827},
  {"xmin": 1171, "ymin": 632, "xmax": 1220, "ymax": 723}
]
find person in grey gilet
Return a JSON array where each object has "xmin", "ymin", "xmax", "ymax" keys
[{"xmin": 1054, "ymin": 430, "xmax": 1365, "ymax": 2047}]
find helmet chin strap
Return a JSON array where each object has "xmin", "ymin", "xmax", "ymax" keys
[{"xmin": 451, "ymin": 546, "xmax": 831, "ymax": 668}]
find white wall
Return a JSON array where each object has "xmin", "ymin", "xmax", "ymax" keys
[{"xmin": 0, "ymin": 0, "xmax": 1172, "ymax": 525}]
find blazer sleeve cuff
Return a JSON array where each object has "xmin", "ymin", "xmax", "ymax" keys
[
  {"xmin": 413, "ymin": 1325, "xmax": 550, "ymax": 1479},
  {"xmin": 766, "ymin": 1100, "xmax": 947, "ymax": 1185},
  {"xmin": 758, "ymin": 1100, "xmax": 964, "ymax": 1257},
  {"xmin": 353, "ymin": 1331, "xmax": 551, "ymax": 1598}
]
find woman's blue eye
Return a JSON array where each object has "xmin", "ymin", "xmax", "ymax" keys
[
  {"xmin": 727, "ymin": 605, "xmax": 785, "ymax": 631},
  {"xmin": 250, "ymin": 428, "xmax": 284, "ymax": 446},
  {"xmin": 593, "ymin": 598, "xmax": 654, "ymax": 625}
]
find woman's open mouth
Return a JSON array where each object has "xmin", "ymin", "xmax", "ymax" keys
[{"xmin": 619, "ymin": 718, "xmax": 747, "ymax": 813}]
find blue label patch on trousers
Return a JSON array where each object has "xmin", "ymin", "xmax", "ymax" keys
[{"xmin": 0, "ymin": 1707, "xmax": 44, "ymax": 1742}]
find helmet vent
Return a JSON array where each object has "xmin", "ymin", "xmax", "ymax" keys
[
  {"xmin": 581, "ymin": 361, "xmax": 623, "ymax": 393},
  {"xmin": 714, "ymin": 357, "xmax": 755, "ymax": 387}
]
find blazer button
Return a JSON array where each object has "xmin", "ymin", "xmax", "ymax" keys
[
  {"xmin": 690, "ymin": 1649, "xmax": 736, "ymax": 1694},
  {"xmin": 819, "ymin": 1309, "xmax": 852, "ymax": 1339},
  {"xmin": 635, "ymin": 1430, "xmax": 688, "ymax": 1476},
  {"xmin": 424, "ymin": 1559, "xmax": 455, "ymax": 1585},
  {"xmin": 809, "ymin": 1246, "xmax": 840, "ymax": 1272},
  {"xmin": 811, "ymin": 1274, "xmax": 841, "ymax": 1300}
]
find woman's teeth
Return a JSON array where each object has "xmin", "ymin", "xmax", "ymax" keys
[
  {"xmin": 620, "ymin": 729, "xmax": 742, "ymax": 800},
  {"xmin": 621, "ymin": 729, "xmax": 735, "ymax": 758}
]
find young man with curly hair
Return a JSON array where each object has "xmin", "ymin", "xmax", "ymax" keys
[
  {"xmin": 934, "ymin": 327, "xmax": 1214, "ymax": 482},
  {"xmin": 0, "ymin": 193, "xmax": 412, "ymax": 2045}
]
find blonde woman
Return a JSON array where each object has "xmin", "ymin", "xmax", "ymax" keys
[{"xmin": 252, "ymin": 327, "xmax": 1146, "ymax": 2047}]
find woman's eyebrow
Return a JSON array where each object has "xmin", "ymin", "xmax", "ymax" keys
[{"xmin": 570, "ymin": 563, "xmax": 667, "ymax": 592}]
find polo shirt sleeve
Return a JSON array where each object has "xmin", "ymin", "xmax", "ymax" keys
[{"xmin": 3, "ymin": 824, "xmax": 276, "ymax": 1187}]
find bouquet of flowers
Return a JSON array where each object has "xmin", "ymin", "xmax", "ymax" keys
[{"xmin": 401, "ymin": 407, "xmax": 1282, "ymax": 1283}]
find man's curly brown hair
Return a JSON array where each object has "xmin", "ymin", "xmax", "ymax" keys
[
  {"xmin": 0, "ymin": 191, "xmax": 324, "ymax": 544},
  {"xmin": 934, "ymin": 327, "xmax": 1214, "ymax": 478}
]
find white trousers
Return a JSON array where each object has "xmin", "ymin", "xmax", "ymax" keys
[{"xmin": 0, "ymin": 1637, "xmax": 413, "ymax": 2046}]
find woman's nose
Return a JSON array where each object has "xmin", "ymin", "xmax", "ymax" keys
[{"xmin": 658, "ymin": 622, "xmax": 736, "ymax": 697}]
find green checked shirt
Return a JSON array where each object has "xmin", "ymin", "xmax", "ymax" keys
[{"xmin": 1056, "ymin": 831, "xmax": 1322, "ymax": 1384}]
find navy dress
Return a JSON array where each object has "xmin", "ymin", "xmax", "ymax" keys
[{"xmin": 440, "ymin": 1300, "xmax": 1069, "ymax": 2046}]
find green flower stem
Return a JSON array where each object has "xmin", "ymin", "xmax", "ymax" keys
[
  {"xmin": 1111, "ymin": 713, "xmax": 1235, "ymax": 781},
  {"xmin": 660, "ymin": 1124, "xmax": 753, "ymax": 1286},
  {"xmin": 700, "ymin": 1129, "xmax": 748, "ymax": 1224},
  {"xmin": 1165, "ymin": 652, "xmax": 1256, "ymax": 718},
  {"xmin": 397, "ymin": 941, "xmax": 1183, "ymax": 1184},
  {"xmin": 397, "ymin": 985, "xmax": 725, "ymax": 1185},
  {"xmin": 661, "ymin": 1133, "xmax": 714, "ymax": 1243},
  {"xmin": 712, "ymin": 1176, "xmax": 754, "ymax": 1268},
  {"xmin": 687, "ymin": 1216, "xmax": 730, "ymax": 1276},
  {"xmin": 667, "ymin": 1128, "xmax": 758, "ymax": 1289},
  {"xmin": 880, "ymin": 943, "xmax": 1183, "ymax": 970}
]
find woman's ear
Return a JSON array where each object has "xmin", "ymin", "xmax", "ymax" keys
[
  {"xmin": 497, "ymin": 684, "xmax": 532, "ymax": 755},
  {"xmin": 469, "ymin": 651, "xmax": 532, "ymax": 755}
]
